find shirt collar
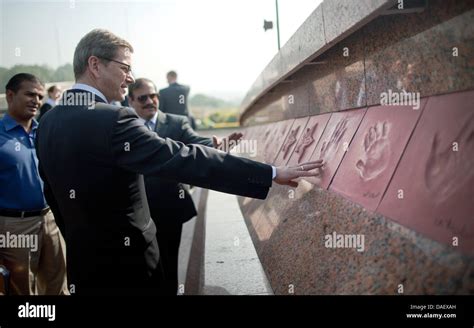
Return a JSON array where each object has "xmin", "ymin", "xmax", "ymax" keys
[
  {"xmin": 148, "ymin": 111, "xmax": 158, "ymax": 125},
  {"xmin": 46, "ymin": 98, "xmax": 56, "ymax": 107},
  {"xmin": 71, "ymin": 83, "xmax": 108, "ymax": 103},
  {"xmin": 134, "ymin": 109, "xmax": 158, "ymax": 126},
  {"xmin": 2, "ymin": 113, "xmax": 38, "ymax": 132}
]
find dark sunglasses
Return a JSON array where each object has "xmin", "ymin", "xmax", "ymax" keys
[{"xmin": 136, "ymin": 93, "xmax": 159, "ymax": 103}]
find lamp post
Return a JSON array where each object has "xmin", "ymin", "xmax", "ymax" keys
[
  {"xmin": 263, "ymin": 0, "xmax": 281, "ymax": 51},
  {"xmin": 275, "ymin": 0, "xmax": 281, "ymax": 50}
]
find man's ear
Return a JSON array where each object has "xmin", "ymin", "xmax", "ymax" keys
[
  {"xmin": 88, "ymin": 56, "xmax": 101, "ymax": 79},
  {"xmin": 5, "ymin": 89, "xmax": 15, "ymax": 104}
]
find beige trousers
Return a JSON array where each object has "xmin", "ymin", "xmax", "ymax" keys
[{"xmin": 0, "ymin": 210, "xmax": 69, "ymax": 295}]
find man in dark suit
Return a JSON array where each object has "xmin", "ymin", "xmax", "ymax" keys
[
  {"xmin": 38, "ymin": 85, "xmax": 61, "ymax": 121},
  {"xmin": 159, "ymin": 71, "xmax": 191, "ymax": 117},
  {"xmin": 36, "ymin": 29, "xmax": 323, "ymax": 295},
  {"xmin": 128, "ymin": 78, "xmax": 242, "ymax": 294}
]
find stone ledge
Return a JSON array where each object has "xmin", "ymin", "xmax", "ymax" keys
[{"xmin": 240, "ymin": 0, "xmax": 397, "ymax": 120}]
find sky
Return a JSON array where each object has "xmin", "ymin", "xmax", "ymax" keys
[{"xmin": 0, "ymin": 0, "xmax": 323, "ymax": 101}]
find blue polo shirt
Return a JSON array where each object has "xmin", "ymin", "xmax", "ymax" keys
[{"xmin": 0, "ymin": 113, "xmax": 47, "ymax": 210}]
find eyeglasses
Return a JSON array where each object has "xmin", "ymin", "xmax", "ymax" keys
[
  {"xmin": 98, "ymin": 56, "xmax": 133, "ymax": 74},
  {"xmin": 136, "ymin": 93, "xmax": 159, "ymax": 104}
]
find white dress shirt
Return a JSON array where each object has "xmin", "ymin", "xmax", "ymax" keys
[
  {"xmin": 71, "ymin": 83, "xmax": 108, "ymax": 103},
  {"xmin": 45, "ymin": 98, "xmax": 56, "ymax": 107},
  {"xmin": 138, "ymin": 112, "xmax": 158, "ymax": 131}
]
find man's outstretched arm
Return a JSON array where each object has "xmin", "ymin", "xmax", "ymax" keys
[{"xmin": 112, "ymin": 108, "xmax": 322, "ymax": 199}]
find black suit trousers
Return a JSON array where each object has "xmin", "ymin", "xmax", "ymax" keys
[{"xmin": 153, "ymin": 210, "xmax": 184, "ymax": 295}]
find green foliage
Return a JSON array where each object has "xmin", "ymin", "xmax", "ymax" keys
[
  {"xmin": 52, "ymin": 63, "xmax": 75, "ymax": 82},
  {"xmin": 190, "ymin": 93, "xmax": 241, "ymax": 130},
  {"xmin": 190, "ymin": 93, "xmax": 236, "ymax": 108},
  {"xmin": 195, "ymin": 107, "xmax": 239, "ymax": 130},
  {"xmin": 0, "ymin": 63, "xmax": 74, "ymax": 90}
]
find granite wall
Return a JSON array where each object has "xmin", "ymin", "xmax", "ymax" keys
[{"xmin": 236, "ymin": 0, "xmax": 474, "ymax": 295}]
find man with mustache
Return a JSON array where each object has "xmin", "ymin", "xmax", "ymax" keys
[
  {"xmin": 0, "ymin": 73, "xmax": 68, "ymax": 295},
  {"xmin": 128, "ymin": 78, "xmax": 242, "ymax": 294},
  {"xmin": 36, "ymin": 29, "xmax": 323, "ymax": 294}
]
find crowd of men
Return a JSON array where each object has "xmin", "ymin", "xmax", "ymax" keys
[{"xmin": 0, "ymin": 29, "xmax": 322, "ymax": 295}]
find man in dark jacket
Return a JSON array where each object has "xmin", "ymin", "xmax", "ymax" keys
[
  {"xmin": 38, "ymin": 85, "xmax": 61, "ymax": 121},
  {"xmin": 36, "ymin": 29, "xmax": 323, "ymax": 294},
  {"xmin": 159, "ymin": 71, "xmax": 199, "ymax": 128},
  {"xmin": 129, "ymin": 78, "xmax": 242, "ymax": 294}
]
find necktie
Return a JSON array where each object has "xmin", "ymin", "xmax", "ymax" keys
[{"xmin": 145, "ymin": 121, "xmax": 153, "ymax": 131}]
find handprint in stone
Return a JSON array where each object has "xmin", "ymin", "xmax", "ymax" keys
[
  {"xmin": 282, "ymin": 126, "xmax": 300, "ymax": 159},
  {"xmin": 425, "ymin": 114, "xmax": 474, "ymax": 202},
  {"xmin": 295, "ymin": 123, "xmax": 318, "ymax": 163},
  {"xmin": 320, "ymin": 118, "xmax": 348, "ymax": 161},
  {"xmin": 356, "ymin": 121, "xmax": 391, "ymax": 181}
]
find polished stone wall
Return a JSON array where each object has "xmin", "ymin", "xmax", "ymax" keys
[
  {"xmin": 241, "ymin": 0, "xmax": 474, "ymax": 125},
  {"xmin": 237, "ymin": 0, "xmax": 474, "ymax": 295},
  {"xmin": 237, "ymin": 89, "xmax": 473, "ymax": 295}
]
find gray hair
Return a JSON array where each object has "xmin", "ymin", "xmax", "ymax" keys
[{"xmin": 73, "ymin": 29, "xmax": 134, "ymax": 79}]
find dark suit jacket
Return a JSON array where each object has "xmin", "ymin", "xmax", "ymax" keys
[
  {"xmin": 38, "ymin": 103, "xmax": 53, "ymax": 121},
  {"xmin": 145, "ymin": 110, "xmax": 213, "ymax": 225},
  {"xmin": 159, "ymin": 83, "xmax": 190, "ymax": 116},
  {"xmin": 36, "ymin": 90, "xmax": 272, "ymax": 294}
]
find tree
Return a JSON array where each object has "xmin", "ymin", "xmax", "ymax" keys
[
  {"xmin": 190, "ymin": 94, "xmax": 232, "ymax": 108},
  {"xmin": 0, "ymin": 63, "xmax": 74, "ymax": 90},
  {"xmin": 52, "ymin": 63, "xmax": 74, "ymax": 82}
]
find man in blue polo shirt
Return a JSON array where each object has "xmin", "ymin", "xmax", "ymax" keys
[{"xmin": 0, "ymin": 73, "xmax": 68, "ymax": 295}]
